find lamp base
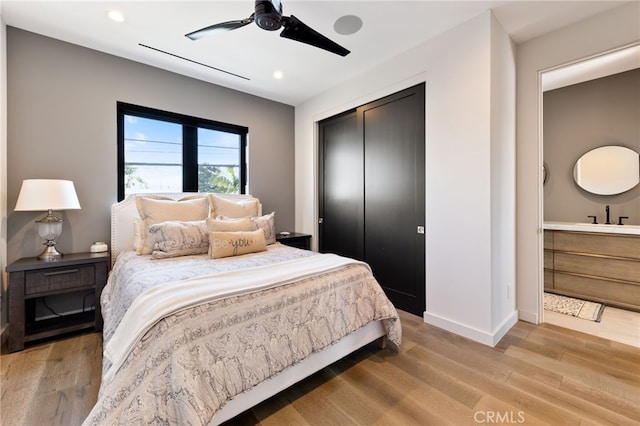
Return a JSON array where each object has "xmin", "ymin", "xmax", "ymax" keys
[{"xmin": 38, "ymin": 243, "xmax": 63, "ymax": 261}]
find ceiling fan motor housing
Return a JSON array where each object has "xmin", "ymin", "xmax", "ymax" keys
[{"xmin": 255, "ymin": 0, "xmax": 283, "ymax": 31}]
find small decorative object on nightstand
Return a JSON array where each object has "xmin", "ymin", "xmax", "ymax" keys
[
  {"xmin": 6, "ymin": 252, "xmax": 108, "ymax": 352},
  {"xmin": 276, "ymin": 232, "xmax": 311, "ymax": 250}
]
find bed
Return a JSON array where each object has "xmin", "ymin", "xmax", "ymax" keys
[{"xmin": 83, "ymin": 193, "xmax": 401, "ymax": 425}]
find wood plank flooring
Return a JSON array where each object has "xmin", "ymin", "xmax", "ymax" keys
[
  {"xmin": 1, "ymin": 310, "xmax": 639, "ymax": 425},
  {"xmin": 545, "ymin": 306, "xmax": 640, "ymax": 348}
]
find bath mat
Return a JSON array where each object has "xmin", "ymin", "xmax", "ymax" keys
[{"xmin": 544, "ymin": 293, "xmax": 605, "ymax": 322}]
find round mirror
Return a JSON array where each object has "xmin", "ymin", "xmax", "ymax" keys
[{"xmin": 573, "ymin": 146, "xmax": 639, "ymax": 195}]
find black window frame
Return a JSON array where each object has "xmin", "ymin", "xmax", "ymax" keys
[{"xmin": 117, "ymin": 102, "xmax": 248, "ymax": 201}]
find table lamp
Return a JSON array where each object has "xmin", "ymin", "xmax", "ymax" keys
[{"xmin": 14, "ymin": 179, "xmax": 81, "ymax": 260}]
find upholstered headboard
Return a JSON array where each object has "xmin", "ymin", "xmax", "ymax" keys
[{"xmin": 110, "ymin": 193, "xmax": 262, "ymax": 267}]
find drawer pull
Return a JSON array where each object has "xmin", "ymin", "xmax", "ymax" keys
[{"xmin": 43, "ymin": 269, "xmax": 79, "ymax": 277}]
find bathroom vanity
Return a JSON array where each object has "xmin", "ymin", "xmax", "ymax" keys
[{"xmin": 544, "ymin": 222, "xmax": 640, "ymax": 312}]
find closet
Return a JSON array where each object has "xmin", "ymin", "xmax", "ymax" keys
[{"xmin": 318, "ymin": 83, "xmax": 425, "ymax": 315}]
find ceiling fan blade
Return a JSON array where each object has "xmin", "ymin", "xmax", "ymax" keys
[
  {"xmin": 280, "ymin": 15, "xmax": 350, "ymax": 57},
  {"xmin": 186, "ymin": 14, "xmax": 254, "ymax": 40}
]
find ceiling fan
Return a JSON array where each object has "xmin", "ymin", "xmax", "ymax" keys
[{"xmin": 185, "ymin": 0, "xmax": 350, "ymax": 57}]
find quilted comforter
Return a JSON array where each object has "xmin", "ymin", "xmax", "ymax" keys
[{"xmin": 83, "ymin": 244, "xmax": 401, "ymax": 425}]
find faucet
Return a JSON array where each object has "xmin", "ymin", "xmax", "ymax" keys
[{"xmin": 605, "ymin": 205, "xmax": 611, "ymax": 224}]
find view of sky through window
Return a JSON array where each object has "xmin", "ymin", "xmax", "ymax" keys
[{"xmin": 124, "ymin": 115, "xmax": 241, "ymax": 196}]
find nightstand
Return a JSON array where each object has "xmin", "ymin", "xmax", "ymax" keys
[
  {"xmin": 276, "ymin": 232, "xmax": 311, "ymax": 250},
  {"xmin": 6, "ymin": 252, "xmax": 109, "ymax": 352}
]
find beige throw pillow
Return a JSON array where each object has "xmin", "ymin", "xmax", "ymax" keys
[
  {"xmin": 136, "ymin": 195, "xmax": 210, "ymax": 255},
  {"xmin": 209, "ymin": 229, "xmax": 267, "ymax": 259},
  {"xmin": 206, "ymin": 217, "xmax": 253, "ymax": 233},
  {"xmin": 209, "ymin": 194, "xmax": 259, "ymax": 218}
]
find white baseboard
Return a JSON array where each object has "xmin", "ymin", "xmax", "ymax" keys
[
  {"xmin": 423, "ymin": 310, "xmax": 519, "ymax": 347},
  {"xmin": 518, "ymin": 309, "xmax": 539, "ymax": 324}
]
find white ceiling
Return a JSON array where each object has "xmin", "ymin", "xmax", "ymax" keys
[{"xmin": 0, "ymin": 1, "xmax": 632, "ymax": 105}]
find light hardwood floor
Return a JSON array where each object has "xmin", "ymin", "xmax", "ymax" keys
[
  {"xmin": 1, "ymin": 310, "xmax": 639, "ymax": 425},
  {"xmin": 545, "ymin": 306, "xmax": 640, "ymax": 348}
]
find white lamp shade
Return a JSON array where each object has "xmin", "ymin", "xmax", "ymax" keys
[{"xmin": 14, "ymin": 179, "xmax": 81, "ymax": 211}]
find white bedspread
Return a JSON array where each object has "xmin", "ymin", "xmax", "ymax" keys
[
  {"xmin": 101, "ymin": 244, "xmax": 315, "ymax": 346},
  {"xmin": 104, "ymin": 253, "xmax": 369, "ymax": 383},
  {"xmin": 85, "ymin": 244, "xmax": 401, "ymax": 425}
]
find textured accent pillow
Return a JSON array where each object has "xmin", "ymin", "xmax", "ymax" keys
[
  {"xmin": 133, "ymin": 217, "xmax": 143, "ymax": 252},
  {"xmin": 208, "ymin": 194, "xmax": 260, "ymax": 218},
  {"xmin": 149, "ymin": 220, "xmax": 209, "ymax": 259},
  {"xmin": 251, "ymin": 212, "xmax": 276, "ymax": 245},
  {"xmin": 136, "ymin": 195, "xmax": 210, "ymax": 255},
  {"xmin": 209, "ymin": 229, "xmax": 267, "ymax": 259},
  {"xmin": 206, "ymin": 217, "xmax": 253, "ymax": 233}
]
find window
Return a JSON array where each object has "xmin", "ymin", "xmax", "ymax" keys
[{"xmin": 117, "ymin": 102, "xmax": 247, "ymax": 201}]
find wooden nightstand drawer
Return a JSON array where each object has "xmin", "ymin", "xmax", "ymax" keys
[{"xmin": 25, "ymin": 264, "xmax": 95, "ymax": 296}]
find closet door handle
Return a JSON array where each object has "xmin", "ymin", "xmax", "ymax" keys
[{"xmin": 417, "ymin": 226, "xmax": 425, "ymax": 234}]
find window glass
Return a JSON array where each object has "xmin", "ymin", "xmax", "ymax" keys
[
  {"xmin": 198, "ymin": 128, "xmax": 241, "ymax": 193},
  {"xmin": 124, "ymin": 115, "xmax": 182, "ymax": 195}
]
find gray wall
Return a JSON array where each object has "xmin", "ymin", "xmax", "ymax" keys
[
  {"xmin": 543, "ymin": 68, "xmax": 640, "ymax": 225},
  {"xmin": 6, "ymin": 27, "xmax": 295, "ymax": 265}
]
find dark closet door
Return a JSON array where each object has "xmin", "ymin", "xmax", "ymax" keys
[
  {"xmin": 360, "ymin": 85, "xmax": 425, "ymax": 315},
  {"xmin": 318, "ymin": 111, "xmax": 363, "ymax": 260},
  {"xmin": 319, "ymin": 84, "xmax": 425, "ymax": 315}
]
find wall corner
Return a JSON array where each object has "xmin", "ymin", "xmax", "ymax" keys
[{"xmin": 0, "ymin": 13, "xmax": 9, "ymax": 344}]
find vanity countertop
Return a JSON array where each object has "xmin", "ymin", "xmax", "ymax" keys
[{"xmin": 544, "ymin": 221, "xmax": 640, "ymax": 235}]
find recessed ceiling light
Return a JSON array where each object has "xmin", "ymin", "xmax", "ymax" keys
[
  {"xmin": 334, "ymin": 15, "xmax": 362, "ymax": 36},
  {"xmin": 108, "ymin": 10, "xmax": 125, "ymax": 23},
  {"xmin": 273, "ymin": 70, "xmax": 284, "ymax": 80}
]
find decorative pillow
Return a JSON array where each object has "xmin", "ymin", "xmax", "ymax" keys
[
  {"xmin": 206, "ymin": 217, "xmax": 253, "ymax": 233},
  {"xmin": 209, "ymin": 229, "xmax": 267, "ymax": 259},
  {"xmin": 136, "ymin": 195, "xmax": 210, "ymax": 255},
  {"xmin": 251, "ymin": 212, "xmax": 276, "ymax": 245},
  {"xmin": 133, "ymin": 217, "xmax": 143, "ymax": 252},
  {"xmin": 209, "ymin": 194, "xmax": 259, "ymax": 218},
  {"xmin": 148, "ymin": 220, "xmax": 209, "ymax": 259}
]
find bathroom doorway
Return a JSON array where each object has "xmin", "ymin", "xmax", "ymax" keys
[{"xmin": 540, "ymin": 44, "xmax": 640, "ymax": 348}]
